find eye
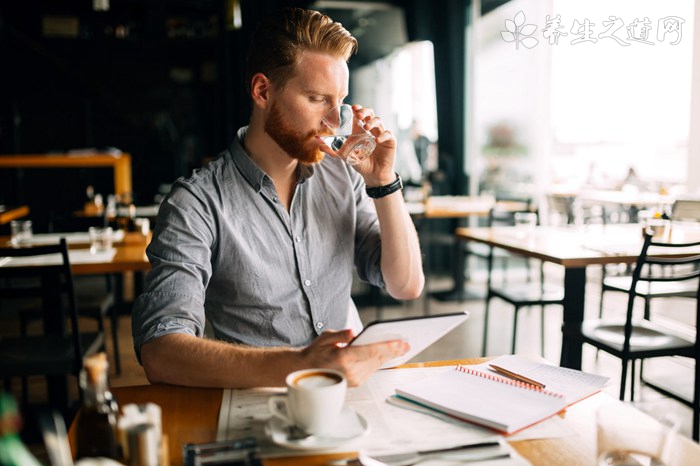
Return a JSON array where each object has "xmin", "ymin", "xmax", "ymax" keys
[{"xmin": 309, "ymin": 95, "xmax": 326, "ymax": 103}]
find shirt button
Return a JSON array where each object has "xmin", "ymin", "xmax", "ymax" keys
[
  {"xmin": 295, "ymin": 236, "xmax": 301, "ymax": 243},
  {"xmin": 304, "ymin": 279, "xmax": 311, "ymax": 286},
  {"xmin": 316, "ymin": 322, "xmax": 324, "ymax": 329},
  {"xmin": 273, "ymin": 197, "xmax": 279, "ymax": 203}
]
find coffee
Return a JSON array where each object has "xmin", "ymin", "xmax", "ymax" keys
[{"xmin": 293, "ymin": 372, "xmax": 342, "ymax": 389}]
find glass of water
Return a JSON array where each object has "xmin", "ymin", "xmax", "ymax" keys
[
  {"xmin": 596, "ymin": 402, "xmax": 676, "ymax": 466},
  {"xmin": 10, "ymin": 220, "xmax": 33, "ymax": 246},
  {"xmin": 88, "ymin": 226, "xmax": 113, "ymax": 254},
  {"xmin": 320, "ymin": 104, "xmax": 376, "ymax": 165}
]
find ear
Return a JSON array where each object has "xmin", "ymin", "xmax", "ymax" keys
[{"xmin": 250, "ymin": 73, "xmax": 271, "ymax": 109}]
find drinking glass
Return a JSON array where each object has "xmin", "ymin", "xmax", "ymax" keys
[
  {"xmin": 320, "ymin": 104, "xmax": 376, "ymax": 165},
  {"xmin": 596, "ymin": 402, "xmax": 676, "ymax": 466},
  {"xmin": 10, "ymin": 220, "xmax": 33, "ymax": 246},
  {"xmin": 89, "ymin": 227, "xmax": 114, "ymax": 254}
]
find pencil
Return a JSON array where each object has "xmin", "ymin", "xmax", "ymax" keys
[{"xmin": 489, "ymin": 364, "xmax": 546, "ymax": 389}]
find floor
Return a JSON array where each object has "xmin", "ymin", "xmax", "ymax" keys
[{"xmin": 3, "ymin": 259, "xmax": 697, "ymax": 460}]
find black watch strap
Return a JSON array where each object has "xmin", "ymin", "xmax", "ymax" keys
[{"xmin": 365, "ymin": 173, "xmax": 403, "ymax": 199}]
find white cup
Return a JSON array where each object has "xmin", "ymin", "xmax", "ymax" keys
[
  {"xmin": 268, "ymin": 369, "xmax": 347, "ymax": 435},
  {"xmin": 10, "ymin": 220, "xmax": 33, "ymax": 245},
  {"xmin": 89, "ymin": 226, "xmax": 114, "ymax": 254}
]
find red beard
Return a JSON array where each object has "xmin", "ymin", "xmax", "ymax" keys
[{"xmin": 265, "ymin": 102, "xmax": 327, "ymax": 166}]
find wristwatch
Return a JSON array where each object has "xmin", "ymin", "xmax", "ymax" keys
[{"xmin": 365, "ymin": 173, "xmax": 403, "ymax": 199}]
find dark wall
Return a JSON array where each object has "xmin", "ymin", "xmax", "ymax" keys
[{"xmin": 0, "ymin": 0, "xmax": 472, "ymax": 232}]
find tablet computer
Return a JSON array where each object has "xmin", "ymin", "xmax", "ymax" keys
[{"xmin": 349, "ymin": 311, "xmax": 470, "ymax": 369}]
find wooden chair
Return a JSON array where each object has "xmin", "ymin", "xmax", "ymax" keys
[
  {"xmin": 579, "ymin": 232, "xmax": 700, "ymax": 440},
  {"xmin": 0, "ymin": 239, "xmax": 104, "ymax": 412}
]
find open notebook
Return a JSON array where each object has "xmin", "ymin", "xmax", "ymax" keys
[
  {"xmin": 395, "ymin": 357, "xmax": 610, "ymax": 435},
  {"xmin": 395, "ymin": 365, "xmax": 568, "ymax": 435}
]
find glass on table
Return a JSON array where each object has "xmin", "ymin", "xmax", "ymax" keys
[
  {"xmin": 596, "ymin": 402, "xmax": 677, "ymax": 466},
  {"xmin": 89, "ymin": 226, "xmax": 114, "ymax": 254},
  {"xmin": 10, "ymin": 220, "xmax": 33, "ymax": 246},
  {"xmin": 320, "ymin": 104, "xmax": 376, "ymax": 165}
]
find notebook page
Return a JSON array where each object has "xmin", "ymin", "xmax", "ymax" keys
[
  {"xmin": 395, "ymin": 366, "xmax": 567, "ymax": 434},
  {"xmin": 471, "ymin": 355, "xmax": 610, "ymax": 405}
]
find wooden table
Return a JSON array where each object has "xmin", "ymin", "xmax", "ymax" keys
[
  {"xmin": 455, "ymin": 224, "xmax": 700, "ymax": 369},
  {"xmin": 69, "ymin": 358, "xmax": 700, "ymax": 466},
  {"xmin": 0, "ymin": 231, "xmax": 150, "ymax": 275},
  {"xmin": 0, "ymin": 204, "xmax": 30, "ymax": 225},
  {"xmin": 0, "ymin": 152, "xmax": 132, "ymax": 199}
]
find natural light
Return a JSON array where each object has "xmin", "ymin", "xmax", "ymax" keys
[{"xmin": 473, "ymin": 0, "xmax": 695, "ymax": 200}]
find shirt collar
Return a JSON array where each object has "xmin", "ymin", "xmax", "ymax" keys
[{"xmin": 230, "ymin": 126, "xmax": 316, "ymax": 192}]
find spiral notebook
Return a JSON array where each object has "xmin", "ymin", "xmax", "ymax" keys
[{"xmin": 394, "ymin": 364, "xmax": 568, "ymax": 434}]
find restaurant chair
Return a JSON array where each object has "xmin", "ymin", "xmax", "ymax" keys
[
  {"xmin": 598, "ymin": 198, "xmax": 700, "ymax": 321},
  {"xmin": 18, "ymin": 274, "xmax": 120, "ymax": 375},
  {"xmin": 671, "ymin": 197, "xmax": 700, "ymax": 222},
  {"xmin": 464, "ymin": 198, "xmax": 537, "ymax": 285},
  {"xmin": 481, "ymin": 210, "xmax": 565, "ymax": 357},
  {"xmin": 0, "ymin": 239, "xmax": 105, "ymax": 410},
  {"xmin": 578, "ymin": 232, "xmax": 700, "ymax": 440}
]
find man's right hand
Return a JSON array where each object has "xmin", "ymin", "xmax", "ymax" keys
[{"xmin": 300, "ymin": 330, "xmax": 410, "ymax": 386}]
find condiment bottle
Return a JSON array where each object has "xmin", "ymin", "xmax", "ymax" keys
[{"xmin": 74, "ymin": 353, "xmax": 121, "ymax": 460}]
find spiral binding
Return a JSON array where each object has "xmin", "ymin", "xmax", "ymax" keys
[{"xmin": 454, "ymin": 364, "xmax": 565, "ymax": 399}]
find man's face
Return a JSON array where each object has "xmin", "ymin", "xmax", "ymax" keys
[{"xmin": 264, "ymin": 51, "xmax": 349, "ymax": 165}]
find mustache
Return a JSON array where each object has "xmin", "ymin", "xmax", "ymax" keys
[{"xmin": 315, "ymin": 127, "xmax": 334, "ymax": 138}]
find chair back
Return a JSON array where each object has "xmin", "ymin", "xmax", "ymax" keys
[
  {"xmin": 0, "ymin": 239, "xmax": 83, "ymax": 374},
  {"xmin": 672, "ymin": 198, "xmax": 700, "ymax": 222},
  {"xmin": 623, "ymin": 233, "xmax": 700, "ymax": 352},
  {"xmin": 488, "ymin": 197, "xmax": 535, "ymax": 227}
]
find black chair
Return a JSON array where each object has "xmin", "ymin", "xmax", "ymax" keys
[
  {"xmin": 579, "ymin": 232, "xmax": 700, "ymax": 440},
  {"xmin": 19, "ymin": 274, "xmax": 120, "ymax": 375},
  {"xmin": 0, "ymin": 239, "xmax": 104, "ymax": 411},
  {"xmin": 598, "ymin": 202, "xmax": 699, "ymax": 321},
  {"xmin": 464, "ymin": 198, "xmax": 538, "ymax": 286},
  {"xmin": 480, "ymin": 209, "xmax": 565, "ymax": 357}
]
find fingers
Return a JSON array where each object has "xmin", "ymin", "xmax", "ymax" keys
[
  {"xmin": 315, "ymin": 329, "xmax": 355, "ymax": 346},
  {"xmin": 341, "ymin": 339, "xmax": 410, "ymax": 387},
  {"xmin": 355, "ymin": 111, "xmax": 394, "ymax": 149}
]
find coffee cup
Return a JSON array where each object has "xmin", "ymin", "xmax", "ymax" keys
[{"xmin": 268, "ymin": 369, "xmax": 347, "ymax": 435}]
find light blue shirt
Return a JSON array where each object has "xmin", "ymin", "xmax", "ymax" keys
[{"xmin": 132, "ymin": 127, "xmax": 384, "ymax": 361}]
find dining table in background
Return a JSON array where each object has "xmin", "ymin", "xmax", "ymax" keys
[
  {"xmin": 407, "ymin": 195, "xmax": 511, "ymax": 313},
  {"xmin": 67, "ymin": 358, "xmax": 700, "ymax": 466},
  {"xmin": 548, "ymin": 189, "xmax": 676, "ymax": 223},
  {"xmin": 455, "ymin": 223, "xmax": 700, "ymax": 370},
  {"xmin": 0, "ymin": 230, "xmax": 151, "ymax": 408}
]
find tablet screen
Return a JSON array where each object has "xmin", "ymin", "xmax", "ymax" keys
[{"xmin": 350, "ymin": 311, "xmax": 470, "ymax": 369}]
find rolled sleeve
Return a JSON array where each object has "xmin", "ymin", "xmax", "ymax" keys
[{"xmin": 131, "ymin": 292, "xmax": 204, "ymax": 363}]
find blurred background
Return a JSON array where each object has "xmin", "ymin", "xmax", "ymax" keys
[{"xmin": 1, "ymin": 0, "xmax": 698, "ymax": 262}]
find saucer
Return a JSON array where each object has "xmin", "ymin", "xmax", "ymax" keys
[{"xmin": 265, "ymin": 407, "xmax": 369, "ymax": 451}]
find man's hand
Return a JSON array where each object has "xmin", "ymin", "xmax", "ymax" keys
[
  {"xmin": 300, "ymin": 330, "xmax": 410, "ymax": 386},
  {"xmin": 349, "ymin": 105, "xmax": 397, "ymax": 187}
]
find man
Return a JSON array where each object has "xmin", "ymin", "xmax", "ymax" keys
[{"xmin": 132, "ymin": 8, "xmax": 424, "ymax": 388}]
